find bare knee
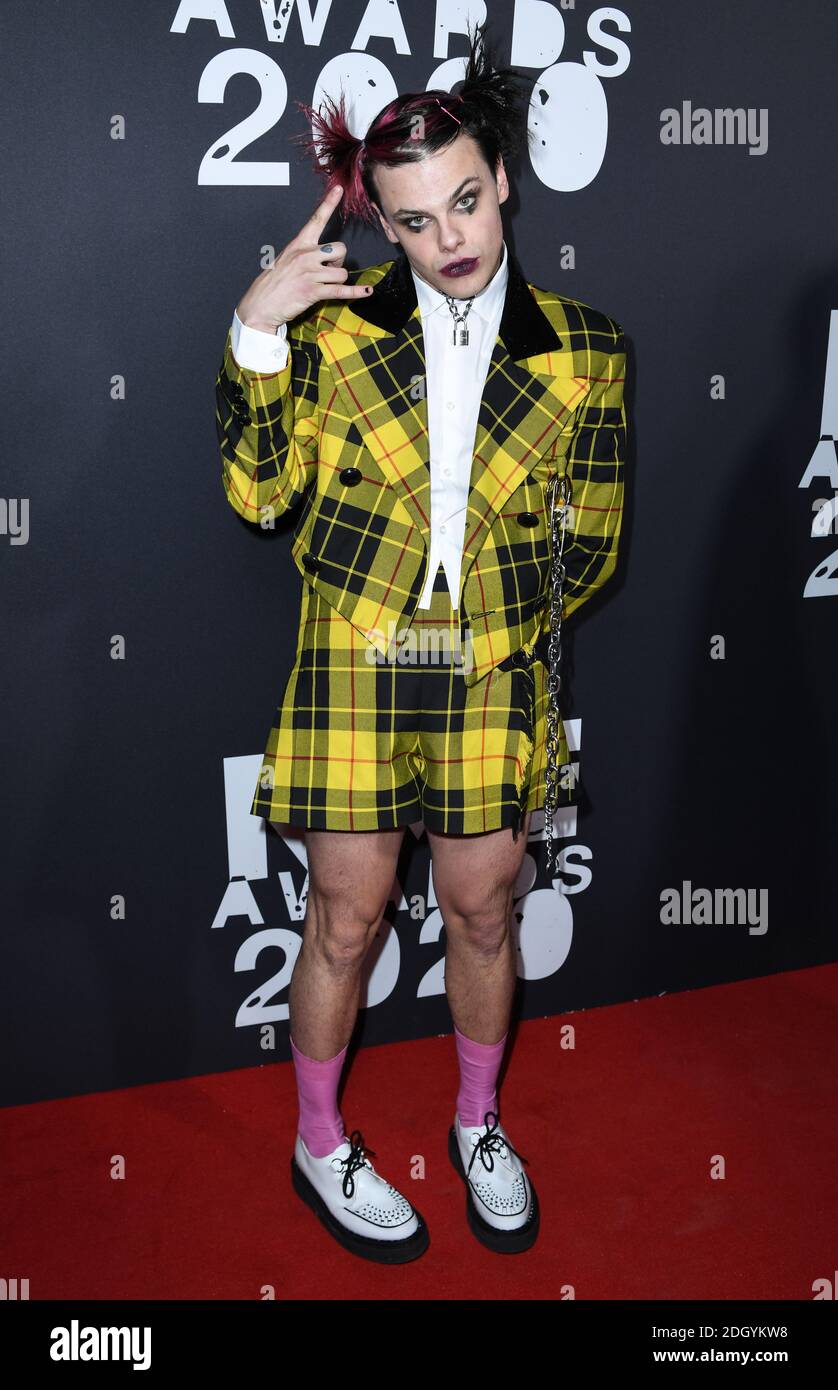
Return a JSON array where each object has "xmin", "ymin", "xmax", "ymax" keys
[
  {"xmin": 438, "ymin": 884, "xmax": 516, "ymax": 954},
  {"xmin": 300, "ymin": 827, "xmax": 402, "ymax": 972},
  {"xmin": 304, "ymin": 884, "xmax": 390, "ymax": 972},
  {"xmin": 429, "ymin": 819, "xmax": 530, "ymax": 955}
]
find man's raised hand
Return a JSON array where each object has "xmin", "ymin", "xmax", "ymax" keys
[{"xmin": 235, "ymin": 184, "xmax": 374, "ymax": 333}]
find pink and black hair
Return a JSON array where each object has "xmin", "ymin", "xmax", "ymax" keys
[{"xmin": 288, "ymin": 21, "xmax": 530, "ymax": 230}]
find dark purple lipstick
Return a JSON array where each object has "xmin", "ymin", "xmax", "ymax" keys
[{"xmin": 440, "ymin": 256, "xmax": 479, "ymax": 278}]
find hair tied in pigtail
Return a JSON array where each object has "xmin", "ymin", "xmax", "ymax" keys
[
  {"xmin": 456, "ymin": 18, "xmax": 528, "ymax": 147},
  {"xmin": 289, "ymin": 90, "xmax": 372, "ymax": 226}
]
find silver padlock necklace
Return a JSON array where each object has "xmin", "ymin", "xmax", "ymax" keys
[{"xmin": 445, "ymin": 294, "xmax": 474, "ymax": 346}]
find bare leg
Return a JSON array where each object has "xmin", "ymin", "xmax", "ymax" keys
[
  {"xmin": 428, "ymin": 814, "xmax": 532, "ymax": 1044},
  {"xmin": 288, "ymin": 826, "xmax": 405, "ymax": 1059}
]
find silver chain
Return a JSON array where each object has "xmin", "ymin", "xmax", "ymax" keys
[
  {"xmin": 444, "ymin": 294, "xmax": 474, "ymax": 346},
  {"xmin": 543, "ymin": 465, "xmax": 572, "ymax": 877}
]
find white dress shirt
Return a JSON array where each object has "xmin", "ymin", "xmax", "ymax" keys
[{"xmin": 229, "ymin": 240, "xmax": 509, "ymax": 611}]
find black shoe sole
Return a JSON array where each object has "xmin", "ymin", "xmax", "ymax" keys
[
  {"xmin": 447, "ymin": 1125, "xmax": 540, "ymax": 1254},
  {"xmin": 291, "ymin": 1156, "xmax": 430, "ymax": 1264}
]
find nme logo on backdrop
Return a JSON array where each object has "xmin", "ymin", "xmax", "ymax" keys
[
  {"xmin": 214, "ymin": 751, "xmax": 595, "ymax": 1029},
  {"xmin": 172, "ymin": 2, "xmax": 632, "ymax": 193},
  {"xmin": 800, "ymin": 310, "xmax": 838, "ymax": 591}
]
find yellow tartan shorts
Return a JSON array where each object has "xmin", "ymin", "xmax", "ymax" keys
[{"xmin": 250, "ymin": 563, "xmax": 577, "ymax": 834}]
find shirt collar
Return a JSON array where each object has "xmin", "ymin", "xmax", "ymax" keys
[{"xmin": 409, "ymin": 240, "xmax": 508, "ymax": 325}]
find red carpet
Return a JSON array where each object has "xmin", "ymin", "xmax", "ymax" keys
[{"xmin": 3, "ymin": 964, "xmax": 836, "ymax": 1300}]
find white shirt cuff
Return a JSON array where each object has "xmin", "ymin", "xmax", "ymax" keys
[{"xmin": 230, "ymin": 309, "xmax": 289, "ymax": 372}]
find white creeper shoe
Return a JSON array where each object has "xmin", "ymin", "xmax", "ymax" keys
[
  {"xmin": 291, "ymin": 1128, "xmax": 429, "ymax": 1264},
  {"xmin": 448, "ymin": 1109, "xmax": 539, "ymax": 1253}
]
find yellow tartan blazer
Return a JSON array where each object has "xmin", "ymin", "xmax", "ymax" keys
[{"xmin": 215, "ymin": 247, "xmax": 626, "ymax": 687}]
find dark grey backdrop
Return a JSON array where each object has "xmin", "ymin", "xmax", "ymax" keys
[{"xmin": 3, "ymin": 1, "xmax": 836, "ymax": 1106}]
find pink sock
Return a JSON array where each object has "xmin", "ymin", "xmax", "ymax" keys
[
  {"xmin": 290, "ymin": 1034, "xmax": 348, "ymax": 1157},
  {"xmin": 454, "ymin": 1024, "xmax": 508, "ymax": 1128}
]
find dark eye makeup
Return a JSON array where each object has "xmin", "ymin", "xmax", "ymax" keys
[{"xmin": 400, "ymin": 192, "xmax": 479, "ymax": 232}]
